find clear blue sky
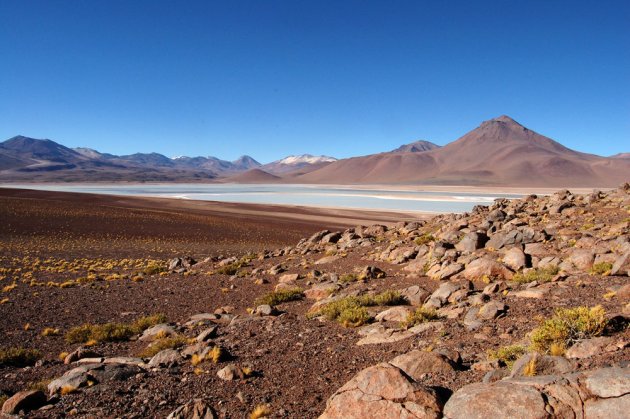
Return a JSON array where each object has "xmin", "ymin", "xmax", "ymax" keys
[{"xmin": 1, "ymin": 1, "xmax": 628, "ymax": 162}]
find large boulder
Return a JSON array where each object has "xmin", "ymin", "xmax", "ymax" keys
[
  {"xmin": 444, "ymin": 366, "xmax": 630, "ymax": 419},
  {"xmin": 462, "ymin": 257, "xmax": 513, "ymax": 281},
  {"xmin": 319, "ymin": 363, "xmax": 443, "ymax": 419},
  {"xmin": 389, "ymin": 350, "xmax": 456, "ymax": 380},
  {"xmin": 1, "ymin": 390, "xmax": 47, "ymax": 415}
]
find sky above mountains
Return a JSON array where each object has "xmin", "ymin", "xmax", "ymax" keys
[{"xmin": 1, "ymin": 0, "xmax": 628, "ymax": 162}]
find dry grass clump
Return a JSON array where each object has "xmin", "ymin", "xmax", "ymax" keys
[
  {"xmin": 255, "ymin": 288, "xmax": 304, "ymax": 306},
  {"xmin": 0, "ymin": 394, "xmax": 8, "ymax": 409},
  {"xmin": 513, "ymin": 266, "xmax": 559, "ymax": 284},
  {"xmin": 250, "ymin": 404, "xmax": 271, "ymax": 419},
  {"xmin": 523, "ymin": 357, "xmax": 538, "ymax": 376},
  {"xmin": 530, "ymin": 305, "xmax": 608, "ymax": 354},
  {"xmin": 0, "ymin": 347, "xmax": 42, "ymax": 367},
  {"xmin": 590, "ymin": 262, "xmax": 613, "ymax": 276},
  {"xmin": 142, "ymin": 264, "xmax": 166, "ymax": 276},
  {"xmin": 339, "ymin": 273, "xmax": 358, "ymax": 283},
  {"xmin": 191, "ymin": 346, "xmax": 223, "ymax": 366},
  {"xmin": 140, "ymin": 335, "xmax": 187, "ymax": 358},
  {"xmin": 41, "ymin": 327, "xmax": 61, "ymax": 337},
  {"xmin": 414, "ymin": 233, "xmax": 435, "ymax": 246},
  {"xmin": 65, "ymin": 313, "xmax": 166, "ymax": 344},
  {"xmin": 309, "ymin": 290, "xmax": 406, "ymax": 327},
  {"xmin": 487, "ymin": 344, "xmax": 527, "ymax": 368},
  {"xmin": 216, "ymin": 256, "xmax": 252, "ymax": 276},
  {"xmin": 402, "ymin": 307, "xmax": 441, "ymax": 328}
]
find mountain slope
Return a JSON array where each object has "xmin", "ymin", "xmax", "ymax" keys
[
  {"xmin": 391, "ymin": 140, "xmax": 440, "ymax": 153},
  {"xmin": 298, "ymin": 116, "xmax": 629, "ymax": 187},
  {"xmin": 262, "ymin": 154, "xmax": 337, "ymax": 175}
]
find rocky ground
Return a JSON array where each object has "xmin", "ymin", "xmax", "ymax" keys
[{"xmin": 1, "ymin": 185, "xmax": 629, "ymax": 418}]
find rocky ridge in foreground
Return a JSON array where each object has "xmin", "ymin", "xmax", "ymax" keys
[{"xmin": 2, "ymin": 184, "xmax": 630, "ymax": 418}]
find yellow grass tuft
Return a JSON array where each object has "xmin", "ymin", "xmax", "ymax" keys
[{"xmin": 250, "ymin": 404, "xmax": 271, "ymax": 419}]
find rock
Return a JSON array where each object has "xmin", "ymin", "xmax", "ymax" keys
[
  {"xmin": 217, "ymin": 364, "xmax": 244, "ymax": 381},
  {"xmin": 374, "ymin": 306, "xmax": 412, "ymax": 323},
  {"xmin": 314, "ymin": 255, "xmax": 341, "ymax": 265},
  {"xmin": 399, "ymin": 285, "xmax": 430, "ymax": 306},
  {"xmin": 321, "ymin": 232, "xmax": 342, "ymax": 244},
  {"xmin": 503, "ymin": 247, "xmax": 527, "ymax": 270},
  {"xmin": 279, "ymin": 273, "xmax": 300, "ymax": 283},
  {"xmin": 463, "ymin": 307, "xmax": 482, "ymax": 331},
  {"xmin": 583, "ymin": 366, "xmax": 630, "ymax": 398},
  {"xmin": 139, "ymin": 324, "xmax": 177, "ymax": 341},
  {"xmin": 358, "ymin": 265, "xmax": 386, "ymax": 280},
  {"xmin": 455, "ymin": 232, "xmax": 488, "ymax": 253},
  {"xmin": 477, "ymin": 301, "xmax": 507, "ymax": 320},
  {"xmin": 389, "ymin": 350, "xmax": 456, "ymax": 380},
  {"xmin": 433, "ymin": 263, "xmax": 464, "ymax": 281},
  {"xmin": 512, "ymin": 287, "xmax": 549, "ymax": 299},
  {"xmin": 196, "ymin": 326, "xmax": 218, "ymax": 342},
  {"xmin": 584, "ymin": 395, "xmax": 630, "ymax": 418},
  {"xmin": 319, "ymin": 363, "xmax": 443, "ymax": 419},
  {"xmin": 611, "ymin": 252, "xmax": 630, "ymax": 276},
  {"xmin": 463, "ymin": 257, "xmax": 513, "ymax": 281},
  {"xmin": 1, "ymin": 390, "xmax": 47, "ymax": 414},
  {"xmin": 48, "ymin": 363, "xmax": 141, "ymax": 396},
  {"xmin": 510, "ymin": 353, "xmax": 574, "ymax": 377},
  {"xmin": 304, "ymin": 283, "xmax": 339, "ymax": 300},
  {"xmin": 482, "ymin": 369, "xmax": 510, "ymax": 383},
  {"xmin": 254, "ymin": 304, "xmax": 277, "ymax": 316},
  {"xmin": 444, "ymin": 381, "xmax": 546, "ymax": 419},
  {"xmin": 148, "ymin": 349, "xmax": 182, "ymax": 368},
  {"xmin": 486, "ymin": 230, "xmax": 522, "ymax": 250},
  {"xmin": 64, "ymin": 347, "xmax": 102, "ymax": 364},
  {"xmin": 566, "ymin": 336, "xmax": 614, "ymax": 359},
  {"xmin": 167, "ymin": 399, "xmax": 217, "ymax": 419},
  {"xmin": 567, "ymin": 249, "xmax": 595, "ymax": 271},
  {"xmin": 356, "ymin": 322, "xmax": 443, "ymax": 345}
]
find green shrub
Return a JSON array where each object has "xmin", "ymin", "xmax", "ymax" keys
[
  {"xmin": 309, "ymin": 290, "xmax": 406, "ymax": 328},
  {"xmin": 402, "ymin": 307, "xmax": 441, "ymax": 328},
  {"xmin": 255, "ymin": 288, "xmax": 304, "ymax": 306},
  {"xmin": 487, "ymin": 344, "xmax": 527, "ymax": 368},
  {"xmin": 66, "ymin": 314, "xmax": 166, "ymax": 344},
  {"xmin": 590, "ymin": 262, "xmax": 613, "ymax": 275},
  {"xmin": 513, "ymin": 266, "xmax": 559, "ymax": 284},
  {"xmin": 414, "ymin": 234, "xmax": 435, "ymax": 246},
  {"xmin": 140, "ymin": 335, "xmax": 187, "ymax": 358},
  {"xmin": 0, "ymin": 347, "xmax": 42, "ymax": 367},
  {"xmin": 530, "ymin": 305, "xmax": 607, "ymax": 353}
]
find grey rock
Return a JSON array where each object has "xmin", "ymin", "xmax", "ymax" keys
[{"xmin": 148, "ymin": 349, "xmax": 181, "ymax": 368}]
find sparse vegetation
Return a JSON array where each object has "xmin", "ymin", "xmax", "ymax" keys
[
  {"xmin": 41, "ymin": 327, "xmax": 61, "ymax": 336},
  {"xmin": 216, "ymin": 257, "xmax": 251, "ymax": 275},
  {"xmin": 590, "ymin": 262, "xmax": 613, "ymax": 275},
  {"xmin": 523, "ymin": 357, "xmax": 538, "ymax": 376},
  {"xmin": 191, "ymin": 346, "xmax": 223, "ymax": 366},
  {"xmin": 487, "ymin": 344, "xmax": 527, "ymax": 368},
  {"xmin": 530, "ymin": 305, "xmax": 608, "ymax": 353},
  {"xmin": 65, "ymin": 314, "xmax": 166, "ymax": 344},
  {"xmin": 402, "ymin": 307, "xmax": 441, "ymax": 328},
  {"xmin": 512, "ymin": 266, "xmax": 559, "ymax": 284},
  {"xmin": 414, "ymin": 233, "xmax": 435, "ymax": 246},
  {"xmin": 310, "ymin": 290, "xmax": 406, "ymax": 327},
  {"xmin": 255, "ymin": 288, "xmax": 304, "ymax": 306},
  {"xmin": 250, "ymin": 404, "xmax": 271, "ymax": 419},
  {"xmin": 140, "ymin": 335, "xmax": 187, "ymax": 358},
  {"xmin": 0, "ymin": 347, "xmax": 42, "ymax": 367},
  {"xmin": 339, "ymin": 273, "xmax": 358, "ymax": 283}
]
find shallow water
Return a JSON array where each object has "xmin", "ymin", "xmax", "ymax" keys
[{"xmin": 3, "ymin": 183, "xmax": 525, "ymax": 213}]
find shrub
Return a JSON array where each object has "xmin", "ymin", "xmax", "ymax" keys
[
  {"xmin": 0, "ymin": 347, "xmax": 42, "ymax": 367},
  {"xmin": 339, "ymin": 273, "xmax": 358, "ymax": 283},
  {"xmin": 191, "ymin": 346, "xmax": 223, "ymax": 365},
  {"xmin": 590, "ymin": 262, "xmax": 613, "ymax": 276},
  {"xmin": 216, "ymin": 258, "xmax": 250, "ymax": 275},
  {"xmin": 487, "ymin": 344, "xmax": 527, "ymax": 368},
  {"xmin": 414, "ymin": 234, "xmax": 435, "ymax": 246},
  {"xmin": 255, "ymin": 288, "xmax": 304, "ymax": 306},
  {"xmin": 140, "ymin": 335, "xmax": 187, "ymax": 358},
  {"xmin": 66, "ymin": 314, "xmax": 166, "ymax": 344},
  {"xmin": 530, "ymin": 305, "xmax": 607, "ymax": 353},
  {"xmin": 512, "ymin": 266, "xmax": 559, "ymax": 284},
  {"xmin": 250, "ymin": 405, "xmax": 271, "ymax": 419},
  {"xmin": 310, "ymin": 290, "xmax": 406, "ymax": 327},
  {"xmin": 402, "ymin": 307, "xmax": 441, "ymax": 328},
  {"xmin": 143, "ymin": 264, "xmax": 166, "ymax": 276},
  {"xmin": 41, "ymin": 327, "xmax": 60, "ymax": 337}
]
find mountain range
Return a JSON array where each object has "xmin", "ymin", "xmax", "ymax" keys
[{"xmin": 1, "ymin": 115, "xmax": 628, "ymax": 186}]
